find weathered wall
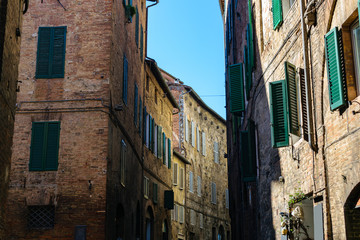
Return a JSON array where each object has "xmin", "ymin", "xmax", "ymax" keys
[{"xmin": 0, "ymin": 0, "xmax": 23, "ymax": 237}]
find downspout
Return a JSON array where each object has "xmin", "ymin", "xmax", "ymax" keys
[{"xmin": 299, "ymin": 0, "xmax": 316, "ymax": 151}]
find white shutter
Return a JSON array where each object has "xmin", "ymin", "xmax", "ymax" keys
[
  {"xmin": 214, "ymin": 142, "xmax": 219, "ymax": 163},
  {"xmin": 185, "ymin": 116, "xmax": 188, "ymax": 142},
  {"xmin": 191, "ymin": 121, "xmax": 195, "ymax": 147},
  {"xmin": 202, "ymin": 131, "xmax": 206, "ymax": 156},
  {"xmin": 179, "ymin": 206, "xmax": 184, "ymax": 223},
  {"xmin": 179, "ymin": 167, "xmax": 184, "ymax": 189},
  {"xmin": 189, "ymin": 171, "xmax": 193, "ymax": 193},
  {"xmin": 190, "ymin": 209, "xmax": 196, "ymax": 225},
  {"xmin": 173, "ymin": 163, "xmax": 178, "ymax": 185},
  {"xmin": 197, "ymin": 176, "xmax": 201, "ymax": 196},
  {"xmin": 196, "ymin": 126, "xmax": 200, "ymax": 151}
]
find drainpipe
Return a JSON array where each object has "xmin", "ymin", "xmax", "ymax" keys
[
  {"xmin": 145, "ymin": 0, "xmax": 159, "ymax": 59},
  {"xmin": 299, "ymin": 0, "xmax": 316, "ymax": 151}
]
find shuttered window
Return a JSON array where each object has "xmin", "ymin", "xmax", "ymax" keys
[
  {"xmin": 139, "ymin": 98, "xmax": 142, "ymax": 134},
  {"xmin": 199, "ymin": 213, "xmax": 204, "ymax": 229},
  {"xmin": 242, "ymin": 121, "xmax": 257, "ymax": 182},
  {"xmin": 196, "ymin": 126, "xmax": 200, "ymax": 151},
  {"xmin": 299, "ymin": 69, "xmax": 309, "ymax": 142},
  {"xmin": 153, "ymin": 182, "xmax": 158, "ymax": 204},
  {"xmin": 36, "ymin": 27, "xmax": 66, "ymax": 79},
  {"xmin": 135, "ymin": 8, "xmax": 139, "ymax": 47},
  {"xmin": 29, "ymin": 122, "xmax": 60, "ymax": 171},
  {"xmin": 179, "ymin": 206, "xmax": 184, "ymax": 224},
  {"xmin": 285, "ymin": 62, "xmax": 300, "ymax": 136},
  {"xmin": 272, "ymin": 0, "xmax": 283, "ymax": 30},
  {"xmin": 123, "ymin": 55, "xmax": 128, "ymax": 105},
  {"xmin": 163, "ymin": 133, "xmax": 166, "ymax": 165},
  {"xmin": 211, "ymin": 182, "xmax": 217, "ymax": 204},
  {"xmin": 179, "ymin": 167, "xmax": 184, "ymax": 189},
  {"xmin": 191, "ymin": 121, "xmax": 195, "ymax": 147},
  {"xmin": 190, "ymin": 209, "xmax": 196, "ymax": 226},
  {"xmin": 229, "ymin": 63, "xmax": 245, "ymax": 113},
  {"xmin": 168, "ymin": 138, "xmax": 171, "ymax": 169},
  {"xmin": 173, "ymin": 163, "xmax": 178, "ymax": 185},
  {"xmin": 134, "ymin": 84, "xmax": 138, "ymax": 126},
  {"xmin": 270, "ymin": 80, "xmax": 289, "ymax": 148},
  {"xmin": 214, "ymin": 142, "xmax": 219, "ymax": 163},
  {"xmin": 140, "ymin": 25, "xmax": 144, "ymax": 60},
  {"xmin": 197, "ymin": 176, "xmax": 201, "ymax": 196},
  {"xmin": 189, "ymin": 171, "xmax": 194, "ymax": 193},
  {"xmin": 144, "ymin": 177, "xmax": 149, "ymax": 198},
  {"xmin": 154, "ymin": 124, "xmax": 158, "ymax": 157},
  {"xmin": 325, "ymin": 27, "xmax": 347, "ymax": 110},
  {"xmin": 157, "ymin": 126, "xmax": 162, "ymax": 159},
  {"xmin": 174, "ymin": 204, "xmax": 178, "ymax": 221},
  {"xmin": 184, "ymin": 116, "xmax": 189, "ymax": 142},
  {"xmin": 144, "ymin": 107, "xmax": 148, "ymax": 144}
]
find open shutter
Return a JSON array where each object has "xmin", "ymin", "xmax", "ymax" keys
[
  {"xmin": 325, "ymin": 27, "xmax": 347, "ymax": 111},
  {"xmin": 270, "ymin": 80, "xmax": 289, "ymax": 148},
  {"xmin": 29, "ymin": 123, "xmax": 46, "ymax": 171},
  {"xmin": 51, "ymin": 27, "xmax": 66, "ymax": 78},
  {"xmin": 168, "ymin": 138, "xmax": 171, "ymax": 169},
  {"xmin": 185, "ymin": 116, "xmax": 188, "ymax": 142},
  {"xmin": 157, "ymin": 126, "xmax": 162, "ymax": 159},
  {"xmin": 229, "ymin": 63, "xmax": 245, "ymax": 113},
  {"xmin": 163, "ymin": 133, "xmax": 166, "ymax": 164},
  {"xmin": 299, "ymin": 69, "xmax": 309, "ymax": 142},
  {"xmin": 202, "ymin": 131, "xmax": 206, "ymax": 156},
  {"xmin": 285, "ymin": 62, "xmax": 300, "ymax": 136},
  {"xmin": 44, "ymin": 122, "xmax": 60, "ymax": 170},
  {"xmin": 123, "ymin": 55, "xmax": 128, "ymax": 105},
  {"xmin": 272, "ymin": 0, "xmax": 283, "ymax": 29},
  {"xmin": 36, "ymin": 28, "xmax": 52, "ymax": 78}
]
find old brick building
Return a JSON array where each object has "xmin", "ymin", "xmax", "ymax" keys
[
  {"xmin": 222, "ymin": 0, "xmax": 360, "ymax": 239},
  {"xmin": 5, "ymin": 0, "xmax": 174, "ymax": 239},
  {"xmin": 164, "ymin": 70, "xmax": 231, "ymax": 240},
  {"xmin": 0, "ymin": 0, "xmax": 26, "ymax": 238}
]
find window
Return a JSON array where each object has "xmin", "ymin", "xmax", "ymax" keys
[
  {"xmin": 145, "ymin": 113, "xmax": 150, "ymax": 148},
  {"xmin": 29, "ymin": 122, "xmax": 60, "ymax": 171},
  {"xmin": 173, "ymin": 163, "xmax": 178, "ymax": 185},
  {"xmin": 154, "ymin": 124, "xmax": 158, "ymax": 157},
  {"xmin": 226, "ymin": 189, "xmax": 229, "ymax": 209},
  {"xmin": 214, "ymin": 142, "xmax": 219, "ymax": 164},
  {"xmin": 167, "ymin": 138, "xmax": 171, "ymax": 169},
  {"xmin": 123, "ymin": 55, "xmax": 128, "ymax": 105},
  {"xmin": 179, "ymin": 167, "xmax": 184, "ymax": 189},
  {"xmin": 174, "ymin": 204, "xmax": 178, "ymax": 222},
  {"xmin": 179, "ymin": 206, "xmax": 184, "ymax": 224},
  {"xmin": 144, "ymin": 177, "xmax": 149, "ymax": 199},
  {"xmin": 157, "ymin": 126, "xmax": 162, "ymax": 159},
  {"xmin": 211, "ymin": 182, "xmax": 217, "ymax": 204},
  {"xmin": 28, "ymin": 205, "xmax": 55, "ymax": 229},
  {"xmin": 272, "ymin": 0, "xmax": 295, "ymax": 29},
  {"xmin": 36, "ymin": 27, "xmax": 66, "ymax": 79},
  {"xmin": 153, "ymin": 182, "xmax": 158, "ymax": 204},
  {"xmin": 164, "ymin": 135, "xmax": 168, "ymax": 166},
  {"xmin": 120, "ymin": 140, "xmax": 127, "ymax": 186},
  {"xmin": 197, "ymin": 176, "xmax": 202, "ymax": 197},
  {"xmin": 201, "ymin": 131, "xmax": 206, "ymax": 156},
  {"xmin": 135, "ymin": 8, "xmax": 139, "ymax": 47},
  {"xmin": 189, "ymin": 171, "xmax": 194, "ymax": 193},
  {"xmin": 190, "ymin": 209, "xmax": 196, "ymax": 226},
  {"xmin": 134, "ymin": 84, "xmax": 138, "ymax": 126},
  {"xmin": 199, "ymin": 213, "xmax": 204, "ymax": 229},
  {"xmin": 184, "ymin": 116, "xmax": 189, "ymax": 142}
]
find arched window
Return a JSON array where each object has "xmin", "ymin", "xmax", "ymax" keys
[
  {"xmin": 218, "ymin": 225, "xmax": 225, "ymax": 240},
  {"xmin": 145, "ymin": 207, "xmax": 154, "ymax": 240}
]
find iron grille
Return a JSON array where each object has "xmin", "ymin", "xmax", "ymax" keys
[{"xmin": 28, "ymin": 205, "xmax": 55, "ymax": 229}]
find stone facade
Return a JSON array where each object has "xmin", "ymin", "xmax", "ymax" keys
[
  {"xmin": 164, "ymin": 70, "xmax": 231, "ymax": 240},
  {"xmin": 222, "ymin": 0, "xmax": 360, "ymax": 239},
  {"xmin": 0, "ymin": 0, "xmax": 24, "ymax": 238}
]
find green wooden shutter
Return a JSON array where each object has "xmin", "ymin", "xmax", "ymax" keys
[
  {"xmin": 272, "ymin": 0, "xmax": 283, "ymax": 30},
  {"xmin": 240, "ymin": 131, "xmax": 250, "ymax": 181},
  {"xmin": 244, "ymin": 120, "xmax": 256, "ymax": 182},
  {"xmin": 163, "ymin": 133, "xmax": 166, "ymax": 164},
  {"xmin": 140, "ymin": 25, "xmax": 143, "ymax": 60},
  {"xmin": 168, "ymin": 138, "xmax": 171, "ymax": 169},
  {"xmin": 153, "ymin": 183, "xmax": 158, "ymax": 204},
  {"xmin": 325, "ymin": 27, "xmax": 346, "ymax": 111},
  {"xmin": 44, "ymin": 122, "xmax": 60, "ymax": 170},
  {"xmin": 51, "ymin": 27, "xmax": 66, "ymax": 78},
  {"xmin": 134, "ymin": 84, "xmax": 138, "ymax": 126},
  {"xmin": 157, "ymin": 126, "xmax": 162, "ymax": 159},
  {"xmin": 270, "ymin": 80, "xmax": 289, "ymax": 148},
  {"xmin": 123, "ymin": 55, "xmax": 128, "ymax": 105},
  {"xmin": 135, "ymin": 8, "xmax": 139, "ymax": 47},
  {"xmin": 299, "ymin": 69, "xmax": 309, "ymax": 142},
  {"xmin": 285, "ymin": 62, "xmax": 300, "ymax": 136},
  {"xmin": 29, "ymin": 123, "xmax": 46, "ymax": 170},
  {"xmin": 36, "ymin": 28, "xmax": 52, "ymax": 78},
  {"xmin": 229, "ymin": 63, "xmax": 245, "ymax": 113}
]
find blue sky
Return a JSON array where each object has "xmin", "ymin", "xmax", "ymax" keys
[{"xmin": 147, "ymin": 0, "xmax": 226, "ymax": 119}]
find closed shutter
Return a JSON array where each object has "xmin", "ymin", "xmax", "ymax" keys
[
  {"xmin": 189, "ymin": 171, "xmax": 193, "ymax": 192},
  {"xmin": 191, "ymin": 121, "xmax": 195, "ymax": 147},
  {"xmin": 163, "ymin": 133, "xmax": 166, "ymax": 164},
  {"xmin": 36, "ymin": 28, "xmax": 51, "ymax": 78},
  {"xmin": 29, "ymin": 123, "xmax": 46, "ymax": 171},
  {"xmin": 123, "ymin": 55, "xmax": 128, "ymax": 105},
  {"xmin": 44, "ymin": 122, "xmax": 60, "ymax": 170},
  {"xmin": 168, "ymin": 138, "xmax": 171, "ymax": 169},
  {"xmin": 153, "ymin": 183, "xmax": 158, "ymax": 204},
  {"xmin": 173, "ymin": 163, "xmax": 178, "ymax": 185},
  {"xmin": 285, "ymin": 62, "xmax": 300, "ymax": 136},
  {"xmin": 211, "ymin": 182, "xmax": 217, "ymax": 204},
  {"xmin": 299, "ymin": 69, "xmax": 309, "ymax": 142},
  {"xmin": 165, "ymin": 136, "xmax": 168, "ymax": 166},
  {"xmin": 135, "ymin": 9, "xmax": 139, "ymax": 47},
  {"xmin": 325, "ymin": 27, "xmax": 347, "ymax": 110},
  {"xmin": 179, "ymin": 167, "xmax": 184, "ymax": 189},
  {"xmin": 244, "ymin": 120, "xmax": 256, "ymax": 182},
  {"xmin": 202, "ymin": 131, "xmax": 206, "ymax": 156},
  {"xmin": 134, "ymin": 84, "xmax": 138, "ymax": 126},
  {"xmin": 270, "ymin": 80, "xmax": 289, "ymax": 148},
  {"xmin": 149, "ymin": 115, "xmax": 153, "ymax": 151},
  {"xmin": 185, "ymin": 116, "xmax": 188, "ymax": 142},
  {"xmin": 196, "ymin": 126, "xmax": 200, "ymax": 151},
  {"xmin": 143, "ymin": 107, "xmax": 147, "ymax": 144},
  {"xmin": 154, "ymin": 124, "xmax": 158, "ymax": 156},
  {"xmin": 272, "ymin": 0, "xmax": 283, "ymax": 30},
  {"xmin": 214, "ymin": 142, "xmax": 219, "ymax": 163},
  {"xmin": 197, "ymin": 176, "xmax": 201, "ymax": 196},
  {"xmin": 157, "ymin": 126, "xmax": 162, "ymax": 159},
  {"xmin": 51, "ymin": 27, "xmax": 66, "ymax": 77},
  {"xmin": 229, "ymin": 63, "xmax": 245, "ymax": 113}
]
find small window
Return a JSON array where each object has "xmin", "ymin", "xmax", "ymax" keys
[
  {"xmin": 36, "ymin": 27, "xmax": 66, "ymax": 79},
  {"xmin": 28, "ymin": 205, "xmax": 55, "ymax": 229}
]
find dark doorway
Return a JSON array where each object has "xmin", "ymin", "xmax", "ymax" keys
[{"xmin": 116, "ymin": 204, "xmax": 125, "ymax": 240}]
